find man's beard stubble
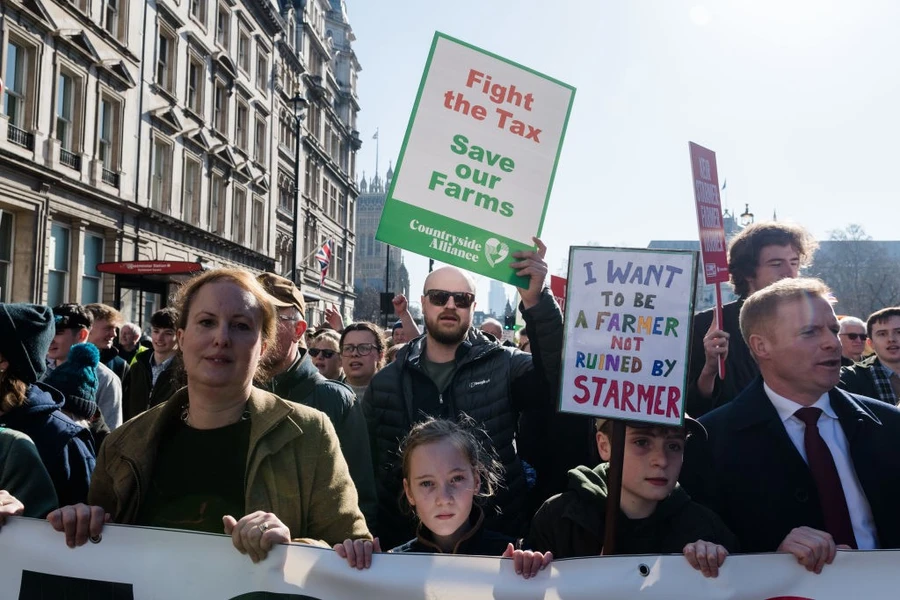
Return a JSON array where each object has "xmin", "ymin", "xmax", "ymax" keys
[{"xmin": 425, "ymin": 312, "xmax": 469, "ymax": 345}]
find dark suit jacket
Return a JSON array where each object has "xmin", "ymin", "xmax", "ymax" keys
[
  {"xmin": 680, "ymin": 376, "xmax": 900, "ymax": 552},
  {"xmin": 686, "ymin": 299, "xmax": 760, "ymax": 417}
]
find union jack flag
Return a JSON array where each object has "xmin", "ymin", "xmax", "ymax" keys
[{"xmin": 315, "ymin": 239, "xmax": 333, "ymax": 287}]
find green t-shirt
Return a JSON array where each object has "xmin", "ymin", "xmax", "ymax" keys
[
  {"xmin": 421, "ymin": 357, "xmax": 457, "ymax": 394},
  {"xmin": 137, "ymin": 417, "xmax": 251, "ymax": 533}
]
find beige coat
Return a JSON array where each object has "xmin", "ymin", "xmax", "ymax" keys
[{"xmin": 89, "ymin": 387, "xmax": 371, "ymax": 546}]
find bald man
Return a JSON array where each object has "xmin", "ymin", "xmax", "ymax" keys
[
  {"xmin": 480, "ymin": 318, "xmax": 503, "ymax": 341},
  {"xmin": 363, "ymin": 239, "xmax": 563, "ymax": 547}
]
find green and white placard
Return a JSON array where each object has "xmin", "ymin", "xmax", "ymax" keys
[{"xmin": 376, "ymin": 32, "xmax": 576, "ymax": 285}]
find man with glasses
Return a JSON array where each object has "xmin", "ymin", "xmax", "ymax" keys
[
  {"xmin": 837, "ymin": 316, "xmax": 868, "ymax": 365},
  {"xmin": 364, "ymin": 237, "xmax": 563, "ymax": 548},
  {"xmin": 256, "ymin": 273, "xmax": 377, "ymax": 527},
  {"xmin": 840, "ymin": 307, "xmax": 900, "ymax": 405}
]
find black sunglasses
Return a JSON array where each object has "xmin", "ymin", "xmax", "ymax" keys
[
  {"xmin": 308, "ymin": 348, "xmax": 337, "ymax": 359},
  {"xmin": 840, "ymin": 333, "xmax": 867, "ymax": 341},
  {"xmin": 424, "ymin": 289, "xmax": 475, "ymax": 309}
]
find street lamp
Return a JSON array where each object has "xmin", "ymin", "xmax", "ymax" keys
[
  {"xmin": 291, "ymin": 92, "xmax": 309, "ymax": 286},
  {"xmin": 740, "ymin": 203, "xmax": 754, "ymax": 227}
]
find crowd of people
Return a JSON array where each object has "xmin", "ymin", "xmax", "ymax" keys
[{"xmin": 2, "ymin": 224, "xmax": 900, "ymax": 582}]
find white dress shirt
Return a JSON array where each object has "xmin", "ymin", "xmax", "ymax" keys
[{"xmin": 764, "ymin": 383, "xmax": 878, "ymax": 549}]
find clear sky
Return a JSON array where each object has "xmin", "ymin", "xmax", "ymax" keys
[{"xmin": 346, "ymin": 0, "xmax": 899, "ymax": 308}]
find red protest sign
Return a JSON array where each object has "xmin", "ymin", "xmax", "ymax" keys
[
  {"xmin": 688, "ymin": 142, "xmax": 728, "ymax": 285},
  {"xmin": 550, "ymin": 275, "xmax": 567, "ymax": 312}
]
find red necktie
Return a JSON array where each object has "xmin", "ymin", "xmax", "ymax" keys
[{"xmin": 794, "ymin": 407, "xmax": 858, "ymax": 548}]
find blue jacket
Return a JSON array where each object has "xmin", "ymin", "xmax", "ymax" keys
[{"xmin": 0, "ymin": 382, "xmax": 96, "ymax": 506}]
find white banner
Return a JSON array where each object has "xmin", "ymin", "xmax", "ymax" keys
[{"xmin": 2, "ymin": 517, "xmax": 898, "ymax": 599}]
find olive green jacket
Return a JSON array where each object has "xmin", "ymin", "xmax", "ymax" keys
[
  {"xmin": 88, "ymin": 387, "xmax": 370, "ymax": 546},
  {"xmin": 0, "ymin": 427, "xmax": 58, "ymax": 517}
]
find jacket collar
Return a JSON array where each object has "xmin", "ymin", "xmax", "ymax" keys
[
  {"xmin": 414, "ymin": 504, "xmax": 486, "ymax": 554},
  {"xmin": 272, "ymin": 349, "xmax": 317, "ymax": 385},
  {"xmin": 112, "ymin": 386, "xmax": 298, "ymax": 463},
  {"xmin": 404, "ymin": 329, "xmax": 500, "ymax": 369},
  {"xmin": 728, "ymin": 376, "xmax": 882, "ymax": 435}
]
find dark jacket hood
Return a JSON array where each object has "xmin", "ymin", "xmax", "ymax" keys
[
  {"xmin": 566, "ymin": 462, "xmax": 691, "ymax": 525},
  {"xmin": 17, "ymin": 381, "xmax": 67, "ymax": 416}
]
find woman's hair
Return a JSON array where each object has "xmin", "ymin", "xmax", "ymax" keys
[
  {"xmin": 0, "ymin": 369, "xmax": 28, "ymax": 413},
  {"xmin": 173, "ymin": 268, "xmax": 277, "ymax": 380},
  {"xmin": 312, "ymin": 329, "xmax": 341, "ymax": 350},
  {"xmin": 398, "ymin": 416, "xmax": 504, "ymax": 515},
  {"xmin": 385, "ymin": 343, "xmax": 404, "ymax": 364}
]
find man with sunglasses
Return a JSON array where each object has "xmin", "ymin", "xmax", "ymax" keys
[
  {"xmin": 363, "ymin": 237, "xmax": 563, "ymax": 548},
  {"xmin": 256, "ymin": 273, "xmax": 377, "ymax": 527},
  {"xmin": 837, "ymin": 317, "xmax": 868, "ymax": 365},
  {"xmin": 840, "ymin": 307, "xmax": 900, "ymax": 406}
]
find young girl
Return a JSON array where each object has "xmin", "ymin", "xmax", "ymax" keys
[{"xmin": 335, "ymin": 418, "xmax": 552, "ymax": 579}]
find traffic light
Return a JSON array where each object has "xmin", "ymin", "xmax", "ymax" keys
[{"xmin": 504, "ymin": 314, "xmax": 515, "ymax": 330}]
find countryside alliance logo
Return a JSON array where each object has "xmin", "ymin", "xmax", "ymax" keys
[{"xmin": 485, "ymin": 238, "xmax": 509, "ymax": 267}]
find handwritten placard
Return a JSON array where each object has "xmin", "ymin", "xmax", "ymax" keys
[{"xmin": 558, "ymin": 247, "xmax": 697, "ymax": 425}]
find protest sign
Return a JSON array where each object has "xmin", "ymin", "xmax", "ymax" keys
[
  {"xmin": 2, "ymin": 517, "xmax": 898, "ymax": 599},
  {"xmin": 558, "ymin": 247, "xmax": 697, "ymax": 426},
  {"xmin": 688, "ymin": 142, "xmax": 728, "ymax": 285},
  {"xmin": 688, "ymin": 141, "xmax": 728, "ymax": 379},
  {"xmin": 550, "ymin": 274, "xmax": 567, "ymax": 312},
  {"xmin": 376, "ymin": 32, "xmax": 575, "ymax": 285}
]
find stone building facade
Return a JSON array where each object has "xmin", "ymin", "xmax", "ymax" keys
[{"xmin": 0, "ymin": 0, "xmax": 361, "ymax": 326}]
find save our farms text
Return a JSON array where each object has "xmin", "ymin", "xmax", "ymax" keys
[{"xmin": 429, "ymin": 134, "xmax": 517, "ymax": 217}]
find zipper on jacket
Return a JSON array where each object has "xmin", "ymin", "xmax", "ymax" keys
[{"xmin": 438, "ymin": 393, "xmax": 443, "ymax": 405}]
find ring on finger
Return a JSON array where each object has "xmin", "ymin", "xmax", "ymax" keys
[{"xmin": 257, "ymin": 522, "xmax": 270, "ymax": 533}]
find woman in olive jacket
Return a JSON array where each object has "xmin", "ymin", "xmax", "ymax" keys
[{"xmin": 48, "ymin": 269, "xmax": 369, "ymax": 561}]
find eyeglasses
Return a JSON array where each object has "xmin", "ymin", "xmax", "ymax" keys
[
  {"xmin": 308, "ymin": 348, "xmax": 337, "ymax": 359},
  {"xmin": 840, "ymin": 333, "xmax": 868, "ymax": 341},
  {"xmin": 424, "ymin": 289, "xmax": 475, "ymax": 309},
  {"xmin": 341, "ymin": 343, "xmax": 378, "ymax": 357}
]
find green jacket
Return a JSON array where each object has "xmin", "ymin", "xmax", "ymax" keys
[
  {"xmin": 88, "ymin": 387, "xmax": 370, "ymax": 546},
  {"xmin": 266, "ymin": 351, "xmax": 377, "ymax": 529},
  {"xmin": 528, "ymin": 462, "xmax": 738, "ymax": 558},
  {"xmin": 0, "ymin": 427, "xmax": 58, "ymax": 517}
]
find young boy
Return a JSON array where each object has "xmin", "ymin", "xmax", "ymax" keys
[{"xmin": 528, "ymin": 418, "xmax": 737, "ymax": 578}]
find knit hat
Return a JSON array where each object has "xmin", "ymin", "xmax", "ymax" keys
[
  {"xmin": 0, "ymin": 303, "xmax": 55, "ymax": 383},
  {"xmin": 43, "ymin": 343, "xmax": 100, "ymax": 419}
]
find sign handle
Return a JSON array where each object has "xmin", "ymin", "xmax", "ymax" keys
[
  {"xmin": 602, "ymin": 420, "xmax": 626, "ymax": 556},
  {"xmin": 715, "ymin": 283, "xmax": 725, "ymax": 381}
]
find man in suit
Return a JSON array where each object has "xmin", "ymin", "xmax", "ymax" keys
[{"xmin": 680, "ymin": 277, "xmax": 900, "ymax": 573}]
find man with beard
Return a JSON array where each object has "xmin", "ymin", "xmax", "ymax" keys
[
  {"xmin": 363, "ymin": 238, "xmax": 563, "ymax": 548},
  {"xmin": 256, "ymin": 273, "xmax": 377, "ymax": 527}
]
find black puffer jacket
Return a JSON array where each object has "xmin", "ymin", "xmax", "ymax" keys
[{"xmin": 364, "ymin": 289, "xmax": 563, "ymax": 548}]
